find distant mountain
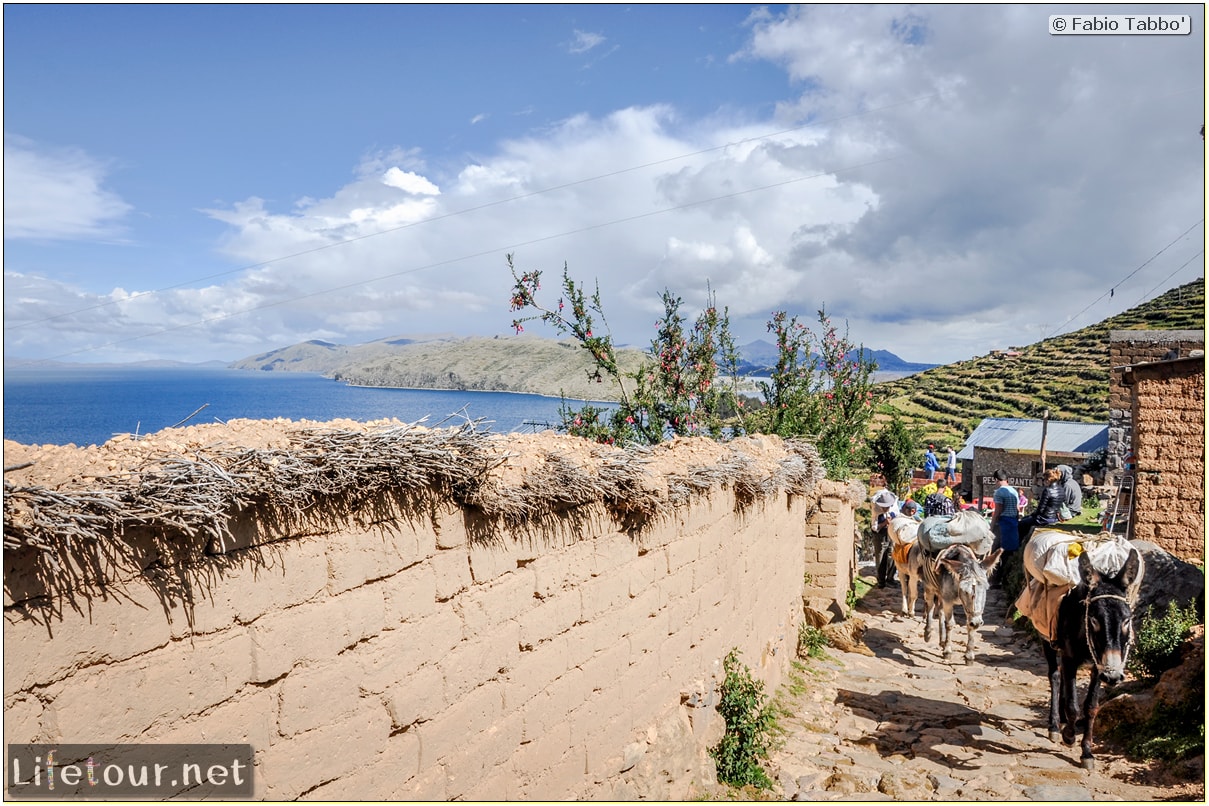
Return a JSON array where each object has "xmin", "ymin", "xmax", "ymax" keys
[{"xmin": 736, "ymin": 340, "xmax": 937, "ymax": 374}]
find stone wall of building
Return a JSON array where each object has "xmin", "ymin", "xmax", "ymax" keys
[
  {"xmin": 1108, "ymin": 330, "xmax": 1205, "ymax": 484},
  {"xmin": 1127, "ymin": 357, "xmax": 1206, "ymax": 561},
  {"xmin": 4, "ymin": 435, "xmax": 863, "ymax": 801}
]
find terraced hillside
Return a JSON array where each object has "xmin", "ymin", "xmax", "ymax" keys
[{"xmin": 873, "ymin": 278, "xmax": 1205, "ymax": 448}]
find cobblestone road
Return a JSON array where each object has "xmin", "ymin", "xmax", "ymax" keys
[{"xmin": 765, "ymin": 566, "xmax": 1202, "ymax": 801}]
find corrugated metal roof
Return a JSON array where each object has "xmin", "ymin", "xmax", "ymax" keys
[{"xmin": 955, "ymin": 417, "xmax": 1107, "ymax": 460}]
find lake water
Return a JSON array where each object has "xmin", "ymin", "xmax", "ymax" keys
[{"xmin": 3, "ymin": 366, "xmax": 611, "ymax": 447}]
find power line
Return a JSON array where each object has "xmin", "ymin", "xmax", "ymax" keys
[
  {"xmin": 6, "ymin": 93, "xmax": 939, "ymax": 333},
  {"xmin": 1041, "ymin": 219, "xmax": 1205, "ymax": 339},
  {"xmin": 39, "ymin": 154, "xmax": 900, "ymax": 361},
  {"xmin": 1132, "ymin": 250, "xmax": 1205, "ymax": 307}
]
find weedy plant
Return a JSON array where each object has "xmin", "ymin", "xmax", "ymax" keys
[
  {"xmin": 1128, "ymin": 599, "xmax": 1202, "ymax": 680},
  {"xmin": 1103, "ymin": 598, "xmax": 1206, "ymax": 764},
  {"xmin": 797, "ymin": 623, "xmax": 829, "ymax": 660},
  {"xmin": 710, "ymin": 649, "xmax": 778, "ymax": 791}
]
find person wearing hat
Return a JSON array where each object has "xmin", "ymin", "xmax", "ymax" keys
[
  {"xmin": 923, "ymin": 444, "xmax": 940, "ymax": 480},
  {"xmin": 870, "ymin": 489, "xmax": 900, "ymax": 588}
]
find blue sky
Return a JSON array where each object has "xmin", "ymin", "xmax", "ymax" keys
[{"xmin": 4, "ymin": 3, "xmax": 1205, "ymax": 365}]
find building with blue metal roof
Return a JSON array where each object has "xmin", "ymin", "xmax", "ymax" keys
[
  {"xmin": 956, "ymin": 417, "xmax": 1108, "ymax": 504},
  {"xmin": 956, "ymin": 418, "xmax": 1108, "ymax": 461}
]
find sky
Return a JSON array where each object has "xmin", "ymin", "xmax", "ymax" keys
[{"xmin": 3, "ymin": 3, "xmax": 1205, "ymax": 366}]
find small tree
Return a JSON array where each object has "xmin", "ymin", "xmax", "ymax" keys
[
  {"xmin": 509, "ymin": 257, "xmax": 876, "ymax": 473},
  {"xmin": 509, "ymin": 255, "xmax": 743, "ymax": 444},
  {"xmin": 865, "ymin": 414, "xmax": 922, "ymax": 498},
  {"xmin": 812, "ymin": 309, "xmax": 878, "ymax": 479}
]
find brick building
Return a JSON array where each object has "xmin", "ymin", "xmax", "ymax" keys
[
  {"xmin": 1108, "ymin": 329, "xmax": 1205, "ymax": 485},
  {"xmin": 1118, "ymin": 351, "xmax": 1206, "ymax": 561}
]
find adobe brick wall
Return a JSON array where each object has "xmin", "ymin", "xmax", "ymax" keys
[
  {"xmin": 803, "ymin": 479, "xmax": 864, "ymax": 619},
  {"xmin": 1108, "ymin": 330, "xmax": 1204, "ymax": 482},
  {"xmin": 3, "ymin": 436, "xmax": 861, "ymax": 801},
  {"xmin": 1127, "ymin": 358, "xmax": 1206, "ymax": 561}
]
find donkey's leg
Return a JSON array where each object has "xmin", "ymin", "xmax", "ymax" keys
[
  {"xmin": 963, "ymin": 614, "xmax": 977, "ymax": 664},
  {"xmin": 1059, "ymin": 657, "xmax": 1080, "ymax": 746},
  {"xmin": 897, "ymin": 564, "xmax": 912, "ymax": 617},
  {"xmin": 1043, "ymin": 641, "xmax": 1063, "ymax": 743},
  {"xmin": 923, "ymin": 588, "xmax": 935, "ymax": 642},
  {"xmin": 1078, "ymin": 670, "xmax": 1104, "ymax": 770},
  {"xmin": 939, "ymin": 598, "xmax": 953, "ymax": 661}
]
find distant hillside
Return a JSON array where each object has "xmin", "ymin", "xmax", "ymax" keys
[
  {"xmin": 232, "ymin": 336, "xmax": 651, "ymax": 402},
  {"xmin": 874, "ymin": 278, "xmax": 1206, "ymax": 449},
  {"xmin": 231, "ymin": 333, "xmax": 934, "ymax": 401}
]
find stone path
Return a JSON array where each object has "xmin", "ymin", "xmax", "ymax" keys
[{"xmin": 766, "ymin": 565, "xmax": 1197, "ymax": 802}]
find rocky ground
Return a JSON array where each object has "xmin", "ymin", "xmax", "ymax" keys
[{"xmin": 757, "ymin": 566, "xmax": 1205, "ymax": 802}]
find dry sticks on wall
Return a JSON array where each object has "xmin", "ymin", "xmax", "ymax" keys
[{"xmin": 4, "ymin": 421, "xmax": 825, "ymax": 573}]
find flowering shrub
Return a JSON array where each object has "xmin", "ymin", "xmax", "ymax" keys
[
  {"xmin": 509, "ymin": 255, "xmax": 743, "ymax": 444},
  {"xmin": 746, "ymin": 309, "xmax": 878, "ymax": 479},
  {"xmin": 508, "ymin": 256, "xmax": 876, "ymax": 478}
]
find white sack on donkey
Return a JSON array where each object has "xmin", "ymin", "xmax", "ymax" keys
[{"xmin": 1014, "ymin": 531, "xmax": 1143, "ymax": 644}]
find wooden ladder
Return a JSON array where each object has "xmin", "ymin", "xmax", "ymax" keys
[{"xmin": 1106, "ymin": 473, "xmax": 1134, "ymax": 535}]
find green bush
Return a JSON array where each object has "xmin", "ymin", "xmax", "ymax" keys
[
  {"xmin": 1125, "ymin": 700, "xmax": 1205, "ymax": 761},
  {"xmin": 798, "ymin": 624, "xmax": 829, "ymax": 659},
  {"xmin": 710, "ymin": 649, "xmax": 777, "ymax": 790},
  {"xmin": 1128, "ymin": 599, "xmax": 1202, "ymax": 680}
]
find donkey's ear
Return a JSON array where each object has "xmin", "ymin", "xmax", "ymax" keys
[
  {"xmin": 1115, "ymin": 549, "xmax": 1142, "ymax": 590},
  {"xmin": 981, "ymin": 548, "xmax": 1003, "ymax": 572}
]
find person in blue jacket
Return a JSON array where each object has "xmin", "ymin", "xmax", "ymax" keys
[{"xmin": 923, "ymin": 444, "xmax": 940, "ymax": 480}]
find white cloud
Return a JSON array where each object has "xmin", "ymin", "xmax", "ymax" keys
[
  {"xmin": 5, "ymin": 6, "xmax": 1203, "ymax": 366},
  {"xmin": 3, "ymin": 134, "xmax": 132, "ymax": 241},
  {"xmin": 567, "ymin": 28, "xmax": 605, "ymax": 54},
  {"xmin": 382, "ymin": 168, "xmax": 440, "ymax": 195}
]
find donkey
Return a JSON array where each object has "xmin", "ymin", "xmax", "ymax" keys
[
  {"xmin": 1043, "ymin": 549, "xmax": 1142, "ymax": 771},
  {"xmin": 886, "ymin": 515, "xmax": 922, "ymax": 617},
  {"xmin": 909, "ymin": 542, "xmax": 1002, "ymax": 663}
]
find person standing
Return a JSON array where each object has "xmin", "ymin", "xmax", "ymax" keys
[
  {"xmin": 945, "ymin": 446, "xmax": 958, "ymax": 483},
  {"xmin": 923, "ymin": 444, "xmax": 940, "ymax": 480},
  {"xmin": 870, "ymin": 489, "xmax": 901, "ymax": 588},
  {"xmin": 989, "ymin": 469, "xmax": 1020, "ymax": 587}
]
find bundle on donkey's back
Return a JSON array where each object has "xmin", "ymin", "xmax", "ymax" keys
[
  {"xmin": 1014, "ymin": 531, "xmax": 1144, "ymax": 770},
  {"xmin": 907, "ymin": 509, "xmax": 1002, "ymax": 664}
]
